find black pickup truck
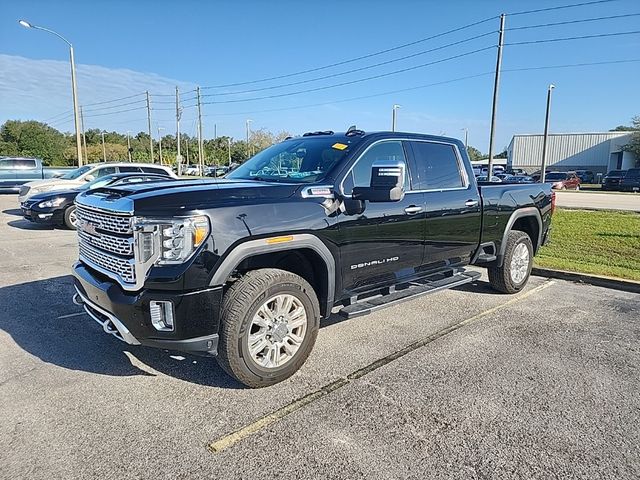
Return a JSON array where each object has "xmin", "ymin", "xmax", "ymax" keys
[{"xmin": 72, "ymin": 129, "xmax": 554, "ymax": 387}]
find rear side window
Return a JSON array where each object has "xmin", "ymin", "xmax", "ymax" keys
[
  {"xmin": 342, "ymin": 141, "xmax": 409, "ymax": 194},
  {"xmin": 92, "ymin": 166, "xmax": 117, "ymax": 178},
  {"xmin": 14, "ymin": 159, "xmax": 37, "ymax": 168},
  {"xmin": 140, "ymin": 167, "xmax": 169, "ymax": 176},
  {"xmin": 626, "ymin": 169, "xmax": 640, "ymax": 178},
  {"xmin": 118, "ymin": 166, "xmax": 143, "ymax": 173},
  {"xmin": 409, "ymin": 142, "xmax": 465, "ymax": 190}
]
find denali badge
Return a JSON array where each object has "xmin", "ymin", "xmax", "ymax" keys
[{"xmin": 350, "ymin": 257, "xmax": 399, "ymax": 270}]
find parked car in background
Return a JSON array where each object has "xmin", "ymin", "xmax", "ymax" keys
[
  {"xmin": 0, "ymin": 157, "xmax": 73, "ymax": 192},
  {"xmin": 183, "ymin": 165, "xmax": 203, "ymax": 175},
  {"xmin": 18, "ymin": 162, "xmax": 177, "ymax": 203},
  {"xmin": 618, "ymin": 168, "xmax": 640, "ymax": 192},
  {"xmin": 601, "ymin": 170, "xmax": 627, "ymax": 191},
  {"xmin": 510, "ymin": 175, "xmax": 535, "ymax": 184},
  {"xmin": 574, "ymin": 170, "xmax": 594, "ymax": 184},
  {"xmin": 544, "ymin": 172, "xmax": 581, "ymax": 190},
  {"xmin": 206, "ymin": 166, "xmax": 230, "ymax": 177},
  {"xmin": 21, "ymin": 173, "xmax": 171, "ymax": 229},
  {"xmin": 476, "ymin": 175, "xmax": 502, "ymax": 183}
]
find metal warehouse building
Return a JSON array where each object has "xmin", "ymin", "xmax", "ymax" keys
[{"xmin": 507, "ymin": 132, "xmax": 636, "ymax": 175}]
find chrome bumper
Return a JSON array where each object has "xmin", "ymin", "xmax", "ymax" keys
[{"xmin": 73, "ymin": 286, "xmax": 141, "ymax": 345}]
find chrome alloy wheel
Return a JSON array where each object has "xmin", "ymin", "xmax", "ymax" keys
[
  {"xmin": 247, "ymin": 294, "xmax": 308, "ymax": 369},
  {"xmin": 69, "ymin": 208, "xmax": 78, "ymax": 226},
  {"xmin": 510, "ymin": 242, "xmax": 530, "ymax": 284}
]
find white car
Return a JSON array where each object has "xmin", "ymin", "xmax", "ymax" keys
[{"xmin": 18, "ymin": 162, "xmax": 177, "ymax": 203}]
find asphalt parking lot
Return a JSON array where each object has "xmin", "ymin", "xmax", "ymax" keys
[{"xmin": 1, "ymin": 193, "xmax": 639, "ymax": 479}]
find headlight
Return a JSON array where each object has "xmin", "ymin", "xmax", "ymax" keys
[
  {"xmin": 37, "ymin": 198, "xmax": 65, "ymax": 208},
  {"xmin": 135, "ymin": 215, "xmax": 210, "ymax": 265}
]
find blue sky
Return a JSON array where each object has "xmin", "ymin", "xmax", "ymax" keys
[{"xmin": 1, "ymin": 0, "xmax": 639, "ymax": 152}]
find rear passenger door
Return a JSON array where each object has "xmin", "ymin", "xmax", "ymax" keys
[
  {"xmin": 14, "ymin": 159, "xmax": 40, "ymax": 183},
  {"xmin": 406, "ymin": 140, "xmax": 481, "ymax": 272}
]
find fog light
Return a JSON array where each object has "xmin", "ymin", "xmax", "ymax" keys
[{"xmin": 150, "ymin": 300, "xmax": 174, "ymax": 331}]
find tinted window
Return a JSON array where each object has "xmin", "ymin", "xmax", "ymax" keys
[
  {"xmin": 140, "ymin": 167, "xmax": 169, "ymax": 176},
  {"xmin": 91, "ymin": 166, "xmax": 116, "ymax": 178},
  {"xmin": 14, "ymin": 159, "xmax": 37, "ymax": 169},
  {"xmin": 342, "ymin": 141, "xmax": 409, "ymax": 194},
  {"xmin": 409, "ymin": 142, "xmax": 464, "ymax": 190},
  {"xmin": 626, "ymin": 169, "xmax": 640, "ymax": 178},
  {"xmin": 545, "ymin": 173, "xmax": 568, "ymax": 180},
  {"xmin": 118, "ymin": 166, "xmax": 143, "ymax": 173}
]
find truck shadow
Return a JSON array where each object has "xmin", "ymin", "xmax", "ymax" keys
[{"xmin": 0, "ymin": 275, "xmax": 243, "ymax": 389}]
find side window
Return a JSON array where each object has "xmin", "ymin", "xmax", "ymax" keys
[
  {"xmin": 343, "ymin": 141, "xmax": 409, "ymax": 194},
  {"xmin": 409, "ymin": 142, "xmax": 465, "ymax": 190},
  {"xmin": 92, "ymin": 166, "xmax": 117, "ymax": 178},
  {"xmin": 118, "ymin": 166, "xmax": 143, "ymax": 173},
  {"xmin": 15, "ymin": 159, "xmax": 37, "ymax": 169},
  {"xmin": 141, "ymin": 167, "xmax": 168, "ymax": 176},
  {"xmin": 0, "ymin": 159, "xmax": 11, "ymax": 169}
]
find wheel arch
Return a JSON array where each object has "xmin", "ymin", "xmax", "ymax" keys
[
  {"xmin": 497, "ymin": 207, "xmax": 542, "ymax": 266},
  {"xmin": 210, "ymin": 234, "xmax": 335, "ymax": 317}
]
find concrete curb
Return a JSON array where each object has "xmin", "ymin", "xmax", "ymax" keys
[{"xmin": 532, "ymin": 267, "xmax": 640, "ymax": 294}]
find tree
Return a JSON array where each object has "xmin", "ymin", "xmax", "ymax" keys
[
  {"xmin": 622, "ymin": 116, "xmax": 640, "ymax": 166},
  {"xmin": 0, "ymin": 120, "xmax": 68, "ymax": 165},
  {"xmin": 466, "ymin": 146, "xmax": 484, "ymax": 162}
]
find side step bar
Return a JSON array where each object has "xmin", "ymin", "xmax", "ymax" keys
[{"xmin": 338, "ymin": 270, "xmax": 481, "ymax": 319}]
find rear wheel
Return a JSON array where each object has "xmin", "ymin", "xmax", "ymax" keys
[
  {"xmin": 217, "ymin": 268, "xmax": 320, "ymax": 388},
  {"xmin": 63, "ymin": 205, "xmax": 78, "ymax": 230},
  {"xmin": 488, "ymin": 230, "xmax": 533, "ymax": 294}
]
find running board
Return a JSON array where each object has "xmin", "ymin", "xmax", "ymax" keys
[{"xmin": 338, "ymin": 270, "xmax": 481, "ymax": 319}]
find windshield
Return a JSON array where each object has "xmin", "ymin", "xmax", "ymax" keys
[
  {"xmin": 61, "ymin": 165, "xmax": 92, "ymax": 179},
  {"xmin": 545, "ymin": 173, "xmax": 567, "ymax": 180},
  {"xmin": 226, "ymin": 136, "xmax": 362, "ymax": 183},
  {"xmin": 78, "ymin": 175, "xmax": 117, "ymax": 191},
  {"xmin": 607, "ymin": 170, "xmax": 624, "ymax": 176}
]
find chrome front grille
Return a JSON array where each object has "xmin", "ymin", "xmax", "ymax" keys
[
  {"xmin": 76, "ymin": 206, "xmax": 132, "ymax": 234},
  {"xmin": 78, "ymin": 229, "xmax": 133, "ymax": 256},
  {"xmin": 79, "ymin": 243, "xmax": 136, "ymax": 284}
]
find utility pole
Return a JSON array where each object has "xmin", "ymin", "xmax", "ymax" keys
[
  {"xmin": 227, "ymin": 137, "xmax": 232, "ymax": 166},
  {"xmin": 541, "ymin": 84, "xmax": 555, "ymax": 184},
  {"xmin": 101, "ymin": 132, "xmax": 106, "ymax": 161},
  {"xmin": 126, "ymin": 131, "xmax": 132, "ymax": 161},
  {"xmin": 176, "ymin": 86, "xmax": 182, "ymax": 175},
  {"xmin": 186, "ymin": 138, "xmax": 190, "ymax": 165},
  {"xmin": 462, "ymin": 128, "xmax": 469, "ymax": 150},
  {"xmin": 246, "ymin": 119, "xmax": 253, "ymax": 159},
  {"xmin": 146, "ymin": 91, "xmax": 154, "ymax": 163},
  {"xmin": 392, "ymin": 104, "xmax": 401, "ymax": 132},
  {"xmin": 213, "ymin": 124, "xmax": 218, "ymax": 167},
  {"xmin": 487, "ymin": 13, "xmax": 506, "ymax": 179},
  {"xmin": 80, "ymin": 106, "xmax": 87, "ymax": 161},
  {"xmin": 157, "ymin": 127, "xmax": 164, "ymax": 165},
  {"xmin": 197, "ymin": 86, "xmax": 204, "ymax": 175}
]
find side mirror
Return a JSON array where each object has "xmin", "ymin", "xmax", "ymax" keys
[
  {"xmin": 84, "ymin": 174, "xmax": 95, "ymax": 182},
  {"xmin": 352, "ymin": 159, "xmax": 405, "ymax": 202}
]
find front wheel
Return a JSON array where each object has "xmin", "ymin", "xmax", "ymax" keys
[
  {"xmin": 217, "ymin": 268, "xmax": 320, "ymax": 388},
  {"xmin": 63, "ymin": 205, "xmax": 78, "ymax": 230},
  {"xmin": 488, "ymin": 230, "xmax": 534, "ymax": 294}
]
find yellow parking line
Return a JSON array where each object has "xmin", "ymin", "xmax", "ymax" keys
[{"xmin": 208, "ymin": 280, "xmax": 555, "ymax": 454}]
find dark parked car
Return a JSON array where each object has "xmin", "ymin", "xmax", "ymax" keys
[
  {"xmin": 21, "ymin": 173, "xmax": 171, "ymax": 229},
  {"xmin": 574, "ymin": 170, "xmax": 594, "ymax": 184},
  {"xmin": 72, "ymin": 129, "xmax": 553, "ymax": 387},
  {"xmin": 602, "ymin": 170, "xmax": 627, "ymax": 191},
  {"xmin": 544, "ymin": 172, "xmax": 581, "ymax": 190},
  {"xmin": 618, "ymin": 168, "xmax": 640, "ymax": 192}
]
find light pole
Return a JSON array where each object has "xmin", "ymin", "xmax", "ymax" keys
[
  {"xmin": 19, "ymin": 20, "xmax": 83, "ymax": 167},
  {"xmin": 245, "ymin": 119, "xmax": 253, "ymax": 159},
  {"xmin": 101, "ymin": 132, "xmax": 106, "ymax": 161},
  {"xmin": 227, "ymin": 138, "xmax": 232, "ymax": 166},
  {"xmin": 461, "ymin": 128, "xmax": 469, "ymax": 150},
  {"xmin": 157, "ymin": 127, "xmax": 164, "ymax": 165},
  {"xmin": 540, "ymin": 84, "xmax": 555, "ymax": 184},
  {"xmin": 126, "ymin": 131, "xmax": 132, "ymax": 161},
  {"xmin": 392, "ymin": 104, "xmax": 401, "ymax": 132}
]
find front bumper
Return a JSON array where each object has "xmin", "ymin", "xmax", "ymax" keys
[
  {"xmin": 21, "ymin": 205, "xmax": 62, "ymax": 225},
  {"xmin": 72, "ymin": 262, "xmax": 222, "ymax": 355}
]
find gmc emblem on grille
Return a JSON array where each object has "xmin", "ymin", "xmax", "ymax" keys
[{"xmin": 81, "ymin": 221, "xmax": 99, "ymax": 237}]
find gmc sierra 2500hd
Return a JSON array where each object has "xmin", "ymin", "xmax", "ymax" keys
[{"xmin": 72, "ymin": 128, "xmax": 553, "ymax": 387}]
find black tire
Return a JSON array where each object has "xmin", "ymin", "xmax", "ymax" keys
[
  {"xmin": 217, "ymin": 268, "xmax": 320, "ymax": 388},
  {"xmin": 488, "ymin": 230, "xmax": 534, "ymax": 294},
  {"xmin": 63, "ymin": 205, "xmax": 78, "ymax": 230}
]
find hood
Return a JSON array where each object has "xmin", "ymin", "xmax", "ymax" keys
[
  {"xmin": 25, "ymin": 178, "xmax": 83, "ymax": 191},
  {"xmin": 76, "ymin": 179, "xmax": 301, "ymax": 215},
  {"xmin": 26, "ymin": 188, "xmax": 80, "ymax": 203}
]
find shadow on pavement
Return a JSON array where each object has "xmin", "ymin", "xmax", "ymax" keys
[
  {"xmin": 0, "ymin": 275, "xmax": 243, "ymax": 389},
  {"xmin": 2, "ymin": 208, "xmax": 22, "ymax": 216},
  {"xmin": 7, "ymin": 219, "xmax": 56, "ymax": 230}
]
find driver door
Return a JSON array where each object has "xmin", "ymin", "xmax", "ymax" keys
[{"xmin": 336, "ymin": 140, "xmax": 426, "ymax": 295}]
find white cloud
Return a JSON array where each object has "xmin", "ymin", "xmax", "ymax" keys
[{"xmin": 0, "ymin": 54, "xmax": 196, "ymax": 132}]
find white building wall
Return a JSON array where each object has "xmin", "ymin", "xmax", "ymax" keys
[{"xmin": 507, "ymin": 132, "xmax": 633, "ymax": 173}]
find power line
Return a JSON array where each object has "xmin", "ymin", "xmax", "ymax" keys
[
  {"xmin": 507, "ymin": 12, "xmax": 640, "ymax": 30},
  {"xmin": 201, "ymin": 15, "xmax": 498, "ymax": 89},
  {"xmin": 202, "ymin": 31, "xmax": 496, "ymax": 98},
  {"xmin": 82, "ymin": 99, "xmax": 147, "ymax": 114},
  {"xmin": 83, "ymin": 106, "xmax": 147, "ymax": 118},
  {"xmin": 508, "ymin": 0, "xmax": 620, "ymax": 16},
  {"xmin": 202, "ymin": 46, "xmax": 495, "ymax": 105},
  {"xmin": 503, "ymin": 58, "xmax": 640, "ymax": 72},
  {"xmin": 506, "ymin": 30, "xmax": 640, "ymax": 46},
  {"xmin": 81, "ymin": 92, "xmax": 145, "ymax": 107}
]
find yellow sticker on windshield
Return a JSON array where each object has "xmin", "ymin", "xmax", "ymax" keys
[{"xmin": 332, "ymin": 143, "xmax": 348, "ymax": 150}]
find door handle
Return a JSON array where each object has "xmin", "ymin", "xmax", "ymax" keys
[
  {"xmin": 465, "ymin": 199, "xmax": 479, "ymax": 207},
  {"xmin": 404, "ymin": 205, "xmax": 423, "ymax": 215}
]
